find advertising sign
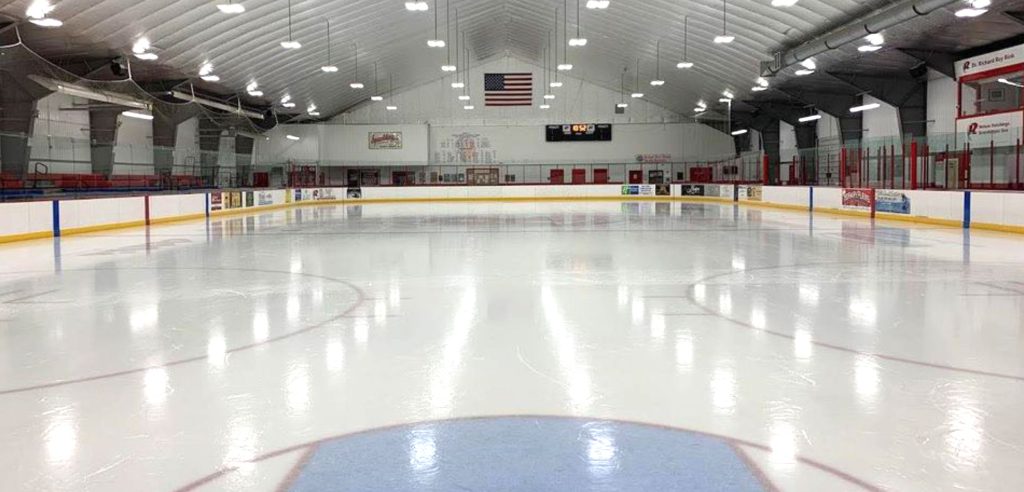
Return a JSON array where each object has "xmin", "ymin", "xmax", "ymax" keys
[
  {"xmin": 230, "ymin": 192, "xmax": 242, "ymax": 209},
  {"xmin": 347, "ymin": 187, "xmax": 363, "ymax": 199},
  {"xmin": 621, "ymin": 185, "xmax": 656, "ymax": 196},
  {"xmin": 957, "ymin": 43, "xmax": 1024, "ymax": 78},
  {"xmin": 210, "ymin": 193, "xmax": 223, "ymax": 211},
  {"xmin": 257, "ymin": 191, "xmax": 274, "ymax": 206},
  {"xmin": 955, "ymin": 110, "xmax": 1022, "ymax": 146},
  {"xmin": 680, "ymin": 185, "xmax": 705, "ymax": 196},
  {"xmin": 245, "ymin": 191, "xmax": 254, "ymax": 208},
  {"xmin": 842, "ymin": 188, "xmax": 874, "ymax": 211},
  {"xmin": 369, "ymin": 132, "xmax": 403, "ymax": 149},
  {"xmin": 738, "ymin": 185, "xmax": 762, "ymax": 201},
  {"xmin": 655, "ymin": 184, "xmax": 671, "ymax": 196},
  {"xmin": 294, "ymin": 189, "xmax": 303, "ymax": 202},
  {"xmin": 875, "ymin": 190, "xmax": 911, "ymax": 214}
]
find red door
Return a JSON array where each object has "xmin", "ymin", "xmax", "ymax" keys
[
  {"xmin": 549, "ymin": 169, "xmax": 565, "ymax": 184},
  {"xmin": 571, "ymin": 169, "xmax": 586, "ymax": 184},
  {"xmin": 593, "ymin": 169, "xmax": 609, "ymax": 184},
  {"xmin": 628, "ymin": 170, "xmax": 643, "ymax": 184}
]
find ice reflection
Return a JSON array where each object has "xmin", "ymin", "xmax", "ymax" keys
[
  {"xmin": 675, "ymin": 332, "xmax": 694, "ymax": 371},
  {"xmin": 143, "ymin": 367, "xmax": 169, "ymax": 407},
  {"xmin": 286, "ymin": 363, "xmax": 310, "ymax": 414},
  {"xmin": 223, "ymin": 420, "xmax": 258, "ymax": 474},
  {"xmin": 375, "ymin": 299, "xmax": 387, "ymax": 324},
  {"xmin": 389, "ymin": 284, "xmax": 402, "ymax": 308},
  {"xmin": 428, "ymin": 283, "xmax": 478, "ymax": 417},
  {"xmin": 798, "ymin": 284, "xmax": 819, "ymax": 306},
  {"xmin": 710, "ymin": 366, "xmax": 737, "ymax": 415},
  {"xmin": 540, "ymin": 283, "xmax": 592, "ymax": 414},
  {"xmin": 650, "ymin": 313, "xmax": 665, "ymax": 340},
  {"xmin": 793, "ymin": 329, "xmax": 813, "ymax": 361},
  {"xmin": 408, "ymin": 427, "xmax": 438, "ymax": 483},
  {"xmin": 768, "ymin": 421, "xmax": 798, "ymax": 470},
  {"xmin": 252, "ymin": 310, "xmax": 269, "ymax": 343},
  {"xmin": 287, "ymin": 294, "xmax": 300, "ymax": 321},
  {"xmin": 207, "ymin": 333, "xmax": 227, "ymax": 369},
  {"xmin": 693, "ymin": 284, "xmax": 706, "ymax": 303},
  {"xmin": 44, "ymin": 407, "xmax": 78, "ymax": 465},
  {"xmin": 617, "ymin": 285, "xmax": 629, "ymax": 307},
  {"xmin": 354, "ymin": 318, "xmax": 369, "ymax": 347},
  {"xmin": 854, "ymin": 355, "xmax": 880, "ymax": 408},
  {"xmin": 849, "ymin": 297, "xmax": 877, "ymax": 327},
  {"xmin": 944, "ymin": 388, "xmax": 985, "ymax": 470},
  {"xmin": 718, "ymin": 291, "xmax": 732, "ymax": 316},
  {"xmin": 731, "ymin": 255, "xmax": 746, "ymax": 271},
  {"xmin": 583, "ymin": 423, "xmax": 618, "ymax": 479},
  {"xmin": 326, "ymin": 336, "xmax": 345, "ymax": 372},
  {"xmin": 750, "ymin": 306, "xmax": 766, "ymax": 330},
  {"xmin": 129, "ymin": 304, "xmax": 159, "ymax": 333},
  {"xmin": 631, "ymin": 296, "xmax": 645, "ymax": 324}
]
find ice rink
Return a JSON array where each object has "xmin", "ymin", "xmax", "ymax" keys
[{"xmin": 1, "ymin": 200, "xmax": 1023, "ymax": 491}]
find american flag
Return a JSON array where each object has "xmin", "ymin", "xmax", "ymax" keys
[{"xmin": 484, "ymin": 73, "xmax": 533, "ymax": 106}]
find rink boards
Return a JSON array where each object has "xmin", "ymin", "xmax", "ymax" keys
[{"xmin": 2, "ymin": 184, "xmax": 1024, "ymax": 243}]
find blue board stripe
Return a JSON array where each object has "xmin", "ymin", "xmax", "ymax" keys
[
  {"xmin": 51, "ymin": 200, "xmax": 61, "ymax": 237},
  {"xmin": 963, "ymin": 191, "xmax": 971, "ymax": 229}
]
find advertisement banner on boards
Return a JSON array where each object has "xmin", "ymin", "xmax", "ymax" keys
[
  {"xmin": 738, "ymin": 185, "xmax": 762, "ymax": 201},
  {"xmin": 680, "ymin": 185, "xmax": 705, "ymax": 196},
  {"xmin": 294, "ymin": 189, "xmax": 303, "ymax": 202},
  {"xmin": 621, "ymin": 185, "xmax": 656, "ymax": 196},
  {"xmin": 245, "ymin": 192, "xmax": 254, "ymax": 208},
  {"xmin": 347, "ymin": 187, "xmax": 363, "ymax": 199},
  {"xmin": 257, "ymin": 191, "xmax": 274, "ymax": 207},
  {"xmin": 842, "ymin": 188, "xmax": 874, "ymax": 211},
  {"xmin": 230, "ymin": 192, "xmax": 242, "ymax": 209},
  {"xmin": 875, "ymin": 190, "xmax": 911, "ymax": 214},
  {"xmin": 210, "ymin": 193, "xmax": 223, "ymax": 211},
  {"xmin": 655, "ymin": 184, "xmax": 671, "ymax": 196}
]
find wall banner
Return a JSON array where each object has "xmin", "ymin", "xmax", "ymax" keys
[
  {"xmin": 369, "ymin": 132, "xmax": 403, "ymax": 150},
  {"xmin": 842, "ymin": 188, "xmax": 875, "ymax": 211}
]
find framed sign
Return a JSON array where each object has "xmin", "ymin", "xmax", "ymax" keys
[{"xmin": 369, "ymin": 132, "xmax": 403, "ymax": 149}]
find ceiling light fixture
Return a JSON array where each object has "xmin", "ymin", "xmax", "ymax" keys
[
  {"xmin": 385, "ymin": 73, "xmax": 398, "ymax": 111},
  {"xmin": 135, "ymin": 53, "xmax": 158, "ymax": 61},
  {"xmin": 713, "ymin": 0, "xmax": 734, "ymax": 44},
  {"xmin": 650, "ymin": 40, "xmax": 665, "ymax": 86},
  {"xmin": 544, "ymin": 94, "xmax": 556, "ymax": 100},
  {"xmin": 569, "ymin": 0, "xmax": 588, "ymax": 46},
  {"xmin": 722, "ymin": 89, "xmax": 734, "ymax": 99},
  {"xmin": 751, "ymin": 86, "xmax": 767, "ymax": 91},
  {"xmin": 677, "ymin": 16, "xmax": 694, "ymax": 69},
  {"xmin": 998, "ymin": 77, "xmax": 1024, "ymax": 88},
  {"xmin": 799, "ymin": 113, "xmax": 822, "ymax": 123},
  {"xmin": 458, "ymin": 94, "xmax": 470, "ymax": 101},
  {"xmin": 246, "ymin": 82, "xmax": 263, "ymax": 97},
  {"xmin": 122, "ymin": 110, "xmax": 154, "ymax": 121},
  {"xmin": 463, "ymin": 105, "xmax": 474, "ymax": 110},
  {"xmin": 771, "ymin": 0, "xmax": 799, "ymax": 6},
  {"xmin": 427, "ymin": 0, "xmax": 445, "ymax": 47},
  {"xmin": 539, "ymin": 104, "xmax": 551, "ymax": 109},
  {"xmin": 850, "ymin": 102, "xmax": 880, "ymax": 113},
  {"xmin": 26, "ymin": 0, "xmax": 61, "ymax": 27},
  {"xmin": 550, "ymin": 81, "xmax": 564, "ymax": 88},
  {"xmin": 216, "ymin": 1, "xmax": 246, "ymax": 14},
  {"xmin": 617, "ymin": 103, "xmax": 629, "ymax": 108},
  {"xmin": 321, "ymin": 19, "xmax": 339, "ymax": 73},
  {"xmin": 349, "ymin": 44, "xmax": 365, "ymax": 88},
  {"xmin": 557, "ymin": 63, "xmax": 574, "ymax": 71},
  {"xmin": 386, "ymin": 105, "xmax": 398, "ymax": 111},
  {"xmin": 731, "ymin": 129, "xmax": 748, "ymax": 135},
  {"xmin": 286, "ymin": 134, "xmax": 301, "ymax": 141},
  {"xmin": 282, "ymin": 102, "xmax": 296, "ymax": 108},
  {"xmin": 281, "ymin": 0, "xmax": 301, "ymax": 49},
  {"xmin": 405, "ymin": 1, "xmax": 429, "ymax": 11},
  {"xmin": 586, "ymin": 0, "xmax": 609, "ymax": 9},
  {"xmin": 452, "ymin": 82, "xmax": 465, "ymax": 88},
  {"xmin": 956, "ymin": 0, "xmax": 990, "ymax": 17}
]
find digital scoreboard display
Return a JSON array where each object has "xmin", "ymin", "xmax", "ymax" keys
[{"xmin": 545, "ymin": 123, "xmax": 612, "ymax": 142}]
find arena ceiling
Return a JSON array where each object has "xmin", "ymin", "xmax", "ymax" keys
[{"xmin": 2, "ymin": 0, "xmax": 1024, "ymax": 125}]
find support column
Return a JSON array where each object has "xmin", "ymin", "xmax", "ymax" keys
[
  {"xmin": 152, "ymin": 113, "xmax": 177, "ymax": 177},
  {"xmin": 0, "ymin": 73, "xmax": 48, "ymax": 179},
  {"xmin": 235, "ymin": 135, "xmax": 254, "ymax": 187},
  {"xmin": 761, "ymin": 121, "xmax": 781, "ymax": 185},
  {"xmin": 89, "ymin": 108, "xmax": 119, "ymax": 176},
  {"xmin": 198, "ymin": 116, "xmax": 221, "ymax": 187}
]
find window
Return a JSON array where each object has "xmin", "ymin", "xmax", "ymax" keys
[{"xmin": 960, "ymin": 71, "xmax": 1024, "ymax": 118}]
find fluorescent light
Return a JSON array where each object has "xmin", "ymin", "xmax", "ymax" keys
[
  {"xmin": 631, "ymin": 92, "xmax": 644, "ymax": 98},
  {"xmin": 799, "ymin": 114, "xmax": 822, "ymax": 123},
  {"xmin": 282, "ymin": 102, "xmax": 296, "ymax": 108},
  {"xmin": 972, "ymin": 0, "xmax": 992, "ymax": 6},
  {"xmin": 26, "ymin": 0, "xmax": 55, "ymax": 19},
  {"xmin": 751, "ymin": 86, "xmax": 767, "ymax": 91},
  {"xmin": 463, "ymin": 105, "xmax": 474, "ymax": 110},
  {"xmin": 350, "ymin": 82, "xmax": 365, "ymax": 89},
  {"xmin": 201, "ymin": 75, "xmax": 221, "ymax": 82},
  {"xmin": 693, "ymin": 107, "xmax": 706, "ymax": 113},
  {"xmin": 451, "ymin": 82, "xmax": 465, "ymax": 88},
  {"xmin": 539, "ymin": 104, "xmax": 551, "ymax": 109},
  {"xmin": 321, "ymin": 65, "xmax": 339, "ymax": 72},
  {"xmin": 135, "ymin": 52, "xmax": 158, "ymax": 61},
  {"xmin": 281, "ymin": 95, "xmax": 292, "ymax": 103},
  {"xmin": 650, "ymin": 80, "xmax": 665, "ymax": 86},
  {"xmin": 216, "ymin": 3, "xmax": 246, "ymax": 14},
  {"xmin": 371, "ymin": 95, "xmax": 384, "ymax": 101},
  {"xmin": 386, "ymin": 105, "xmax": 398, "ymax": 111},
  {"xmin": 955, "ymin": 7, "xmax": 987, "ymax": 17},
  {"xmin": 308, "ymin": 111, "xmax": 321, "ymax": 116},
  {"xmin": 286, "ymin": 135, "xmax": 301, "ymax": 141},
  {"xmin": 858, "ymin": 45, "xmax": 882, "ymax": 52},
  {"xmin": 427, "ymin": 39, "xmax": 446, "ymax": 48},
  {"xmin": 544, "ymin": 94, "xmax": 556, "ymax": 100},
  {"xmin": 281, "ymin": 40, "xmax": 302, "ymax": 49},
  {"xmin": 248, "ymin": 90, "xmax": 264, "ymax": 97},
  {"xmin": 405, "ymin": 1, "xmax": 429, "ymax": 11},
  {"xmin": 756, "ymin": 77, "xmax": 769, "ymax": 87},
  {"xmin": 458, "ymin": 95, "xmax": 471, "ymax": 101},
  {"xmin": 865, "ymin": 33, "xmax": 884, "ymax": 46},
  {"xmin": 586, "ymin": 0, "xmax": 610, "ymax": 8},
  {"xmin": 132, "ymin": 38, "xmax": 151, "ymax": 54},
  {"xmin": 850, "ymin": 102, "xmax": 880, "ymax": 113},
  {"xmin": 794, "ymin": 69, "xmax": 814, "ymax": 76},
  {"xmin": 550, "ymin": 81, "xmax": 563, "ymax": 88},
  {"xmin": 771, "ymin": 0, "xmax": 798, "ymax": 5},
  {"xmin": 719, "ymin": 98, "xmax": 732, "ymax": 103},
  {"xmin": 998, "ymin": 78, "xmax": 1024, "ymax": 88},
  {"xmin": 617, "ymin": 103, "xmax": 629, "ymax": 108},
  {"xmin": 441, "ymin": 65, "xmax": 457, "ymax": 72},
  {"xmin": 307, "ymin": 105, "xmax": 318, "ymax": 114},
  {"xmin": 800, "ymin": 59, "xmax": 816, "ymax": 70},
  {"xmin": 731, "ymin": 129, "xmax": 748, "ymax": 135},
  {"xmin": 677, "ymin": 61, "xmax": 694, "ymax": 69},
  {"xmin": 722, "ymin": 90, "xmax": 734, "ymax": 99},
  {"xmin": 122, "ymin": 110, "xmax": 154, "ymax": 120},
  {"xmin": 713, "ymin": 35, "xmax": 734, "ymax": 44},
  {"xmin": 569, "ymin": 38, "xmax": 588, "ymax": 47},
  {"xmin": 29, "ymin": 18, "xmax": 62, "ymax": 27},
  {"xmin": 557, "ymin": 63, "xmax": 574, "ymax": 71},
  {"xmin": 199, "ymin": 63, "xmax": 214, "ymax": 76}
]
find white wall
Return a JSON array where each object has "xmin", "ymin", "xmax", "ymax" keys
[
  {"xmin": 927, "ymin": 69, "xmax": 957, "ymax": 138},
  {"xmin": 174, "ymin": 117, "xmax": 199, "ymax": 169},
  {"xmin": 323, "ymin": 124, "xmax": 429, "ymax": 165},
  {"xmin": 780, "ymin": 121, "xmax": 798, "ymax": 162},
  {"xmin": 817, "ymin": 112, "xmax": 841, "ymax": 143},
  {"xmin": 336, "ymin": 56, "xmax": 684, "ymax": 126},
  {"xmin": 113, "ymin": 114, "xmax": 154, "ymax": 175},
  {"xmin": 862, "ymin": 95, "xmax": 901, "ymax": 140},
  {"xmin": 29, "ymin": 92, "xmax": 91, "ymax": 174}
]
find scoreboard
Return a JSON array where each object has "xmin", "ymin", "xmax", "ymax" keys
[{"xmin": 545, "ymin": 123, "xmax": 612, "ymax": 142}]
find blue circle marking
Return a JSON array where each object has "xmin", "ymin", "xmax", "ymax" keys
[{"xmin": 288, "ymin": 416, "xmax": 768, "ymax": 491}]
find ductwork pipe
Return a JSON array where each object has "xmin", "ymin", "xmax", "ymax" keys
[{"xmin": 779, "ymin": 0, "xmax": 961, "ymax": 68}]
